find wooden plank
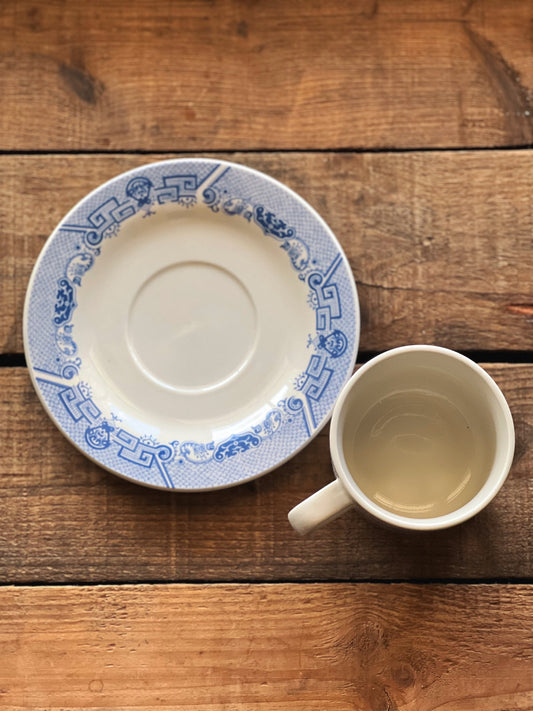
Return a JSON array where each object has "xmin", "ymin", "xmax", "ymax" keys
[
  {"xmin": 1, "ymin": 364, "xmax": 531, "ymax": 583},
  {"xmin": 1, "ymin": 583, "xmax": 532, "ymax": 709},
  {"xmin": 2, "ymin": 151, "xmax": 533, "ymax": 355},
  {"xmin": 1, "ymin": 0, "xmax": 533, "ymax": 151}
]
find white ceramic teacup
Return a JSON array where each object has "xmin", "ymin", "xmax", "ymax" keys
[{"xmin": 288, "ymin": 346, "xmax": 515, "ymax": 534}]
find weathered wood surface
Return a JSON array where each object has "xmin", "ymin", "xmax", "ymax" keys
[
  {"xmin": 1, "ymin": 364, "xmax": 531, "ymax": 583},
  {"xmin": 1, "ymin": 1, "xmax": 533, "ymax": 151},
  {"xmin": 2, "ymin": 0, "xmax": 533, "ymax": 706},
  {"xmin": 1, "ymin": 583, "xmax": 532, "ymax": 709},
  {"xmin": 2, "ymin": 150, "xmax": 533, "ymax": 355}
]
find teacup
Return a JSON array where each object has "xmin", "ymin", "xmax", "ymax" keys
[{"xmin": 288, "ymin": 346, "xmax": 515, "ymax": 534}]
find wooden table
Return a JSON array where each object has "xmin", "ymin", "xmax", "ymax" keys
[{"xmin": 2, "ymin": 1, "xmax": 533, "ymax": 707}]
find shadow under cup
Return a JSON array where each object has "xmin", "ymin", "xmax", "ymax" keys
[{"xmin": 333, "ymin": 348, "xmax": 515, "ymax": 528}]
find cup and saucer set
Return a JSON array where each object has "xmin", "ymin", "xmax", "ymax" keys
[{"xmin": 24, "ymin": 159, "xmax": 515, "ymax": 534}]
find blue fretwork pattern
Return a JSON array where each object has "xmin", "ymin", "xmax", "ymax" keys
[{"xmin": 35, "ymin": 368, "xmax": 174, "ymax": 488}]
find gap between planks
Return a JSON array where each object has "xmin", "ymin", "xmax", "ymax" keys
[
  {"xmin": 1, "ymin": 145, "xmax": 533, "ymax": 156},
  {"xmin": 3, "ymin": 352, "xmax": 533, "ymax": 368}
]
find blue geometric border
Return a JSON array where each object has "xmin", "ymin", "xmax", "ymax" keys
[{"xmin": 24, "ymin": 159, "xmax": 359, "ymax": 490}]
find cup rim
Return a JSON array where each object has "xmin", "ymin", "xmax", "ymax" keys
[{"xmin": 329, "ymin": 345, "xmax": 515, "ymax": 531}]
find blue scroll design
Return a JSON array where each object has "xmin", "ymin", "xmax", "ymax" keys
[
  {"xmin": 53, "ymin": 278, "xmax": 76, "ymax": 326},
  {"xmin": 253, "ymin": 205, "xmax": 295, "ymax": 240},
  {"xmin": 214, "ymin": 432, "xmax": 262, "ymax": 461}
]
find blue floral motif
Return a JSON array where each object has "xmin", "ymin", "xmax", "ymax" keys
[
  {"xmin": 66, "ymin": 253, "xmax": 94, "ymax": 286},
  {"xmin": 53, "ymin": 278, "xmax": 76, "ymax": 325},
  {"xmin": 56, "ymin": 324, "xmax": 77, "ymax": 356},
  {"xmin": 223, "ymin": 196, "xmax": 253, "ymax": 220},
  {"xmin": 103, "ymin": 223, "xmax": 121, "ymax": 240},
  {"xmin": 252, "ymin": 409, "xmax": 282, "ymax": 437},
  {"xmin": 253, "ymin": 205, "xmax": 295, "ymax": 240},
  {"xmin": 214, "ymin": 432, "xmax": 262, "ymax": 461},
  {"xmin": 280, "ymin": 237, "xmax": 309, "ymax": 271},
  {"xmin": 293, "ymin": 372, "xmax": 308, "ymax": 390},
  {"xmin": 53, "ymin": 251, "xmax": 95, "ymax": 357},
  {"xmin": 53, "ymin": 257, "xmax": 95, "ymax": 356},
  {"xmin": 203, "ymin": 188, "xmax": 253, "ymax": 220},
  {"xmin": 179, "ymin": 408, "xmax": 283, "ymax": 465},
  {"xmin": 180, "ymin": 441, "xmax": 215, "ymax": 463},
  {"xmin": 202, "ymin": 187, "xmax": 309, "ymax": 275},
  {"xmin": 78, "ymin": 380, "xmax": 92, "ymax": 398}
]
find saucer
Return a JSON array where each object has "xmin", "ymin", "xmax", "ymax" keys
[{"xmin": 23, "ymin": 159, "xmax": 359, "ymax": 490}]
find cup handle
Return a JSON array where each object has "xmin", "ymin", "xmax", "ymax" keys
[{"xmin": 288, "ymin": 480, "xmax": 353, "ymax": 535}]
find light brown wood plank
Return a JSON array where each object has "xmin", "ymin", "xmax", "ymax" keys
[
  {"xmin": 1, "ymin": 583, "xmax": 532, "ymax": 709},
  {"xmin": 1, "ymin": 0, "xmax": 533, "ymax": 150},
  {"xmin": 2, "ymin": 151, "xmax": 533, "ymax": 355},
  {"xmin": 1, "ymin": 364, "xmax": 532, "ymax": 582}
]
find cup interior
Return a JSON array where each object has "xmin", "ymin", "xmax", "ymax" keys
[{"xmin": 332, "ymin": 347, "xmax": 514, "ymax": 528}]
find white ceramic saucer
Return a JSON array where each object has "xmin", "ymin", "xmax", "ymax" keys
[{"xmin": 24, "ymin": 159, "xmax": 359, "ymax": 490}]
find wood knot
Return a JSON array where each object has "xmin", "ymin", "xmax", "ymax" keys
[
  {"xmin": 391, "ymin": 661, "xmax": 416, "ymax": 689},
  {"xmin": 59, "ymin": 63, "xmax": 105, "ymax": 105},
  {"xmin": 236, "ymin": 20, "xmax": 249, "ymax": 38},
  {"xmin": 355, "ymin": 620, "xmax": 387, "ymax": 656},
  {"xmin": 88, "ymin": 679, "xmax": 103, "ymax": 693}
]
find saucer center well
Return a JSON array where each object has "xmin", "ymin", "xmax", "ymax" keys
[{"xmin": 128, "ymin": 261, "xmax": 257, "ymax": 392}]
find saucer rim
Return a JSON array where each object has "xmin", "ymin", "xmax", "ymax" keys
[{"xmin": 23, "ymin": 157, "xmax": 360, "ymax": 491}]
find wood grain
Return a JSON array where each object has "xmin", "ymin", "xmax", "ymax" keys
[
  {"xmin": 1, "ymin": 364, "xmax": 531, "ymax": 583},
  {"xmin": 1, "ymin": 583, "xmax": 532, "ymax": 709},
  {"xmin": 1, "ymin": 0, "xmax": 533, "ymax": 151},
  {"xmin": 2, "ymin": 151, "xmax": 533, "ymax": 355},
  {"xmin": 2, "ymin": 2, "xmax": 532, "ymax": 703}
]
